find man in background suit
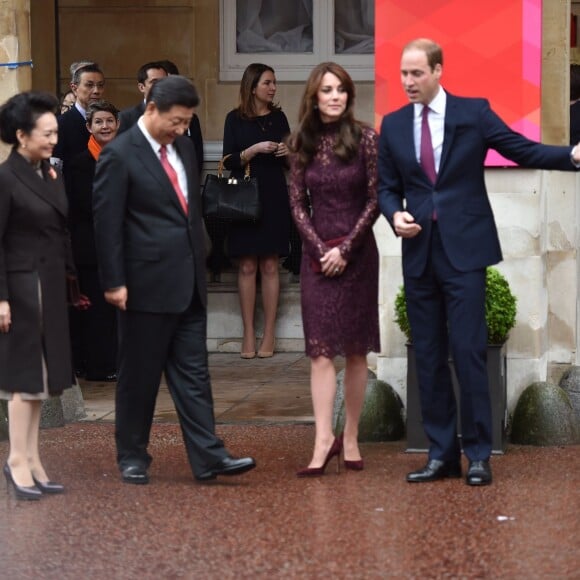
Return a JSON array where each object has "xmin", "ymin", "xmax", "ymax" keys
[
  {"xmin": 378, "ymin": 38, "xmax": 580, "ymax": 486},
  {"xmin": 53, "ymin": 62, "xmax": 105, "ymax": 172},
  {"xmin": 118, "ymin": 61, "xmax": 167, "ymax": 134},
  {"xmin": 93, "ymin": 76, "xmax": 256, "ymax": 484}
]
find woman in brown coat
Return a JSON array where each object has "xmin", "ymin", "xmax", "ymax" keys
[{"xmin": 0, "ymin": 91, "xmax": 78, "ymax": 500}]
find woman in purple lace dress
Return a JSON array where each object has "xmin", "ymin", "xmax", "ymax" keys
[{"xmin": 288, "ymin": 62, "xmax": 380, "ymax": 476}]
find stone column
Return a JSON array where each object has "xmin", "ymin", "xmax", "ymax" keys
[{"xmin": 0, "ymin": 0, "xmax": 31, "ymax": 161}]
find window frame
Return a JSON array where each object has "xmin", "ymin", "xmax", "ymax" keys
[{"xmin": 219, "ymin": 0, "xmax": 374, "ymax": 82}]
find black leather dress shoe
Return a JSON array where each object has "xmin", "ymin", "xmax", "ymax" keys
[
  {"xmin": 406, "ymin": 459, "xmax": 462, "ymax": 483},
  {"xmin": 85, "ymin": 372, "xmax": 118, "ymax": 382},
  {"xmin": 466, "ymin": 460, "xmax": 492, "ymax": 486},
  {"xmin": 196, "ymin": 456, "xmax": 256, "ymax": 482},
  {"xmin": 121, "ymin": 465, "xmax": 149, "ymax": 485}
]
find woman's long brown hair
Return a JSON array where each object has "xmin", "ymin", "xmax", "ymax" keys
[
  {"xmin": 287, "ymin": 62, "xmax": 362, "ymax": 168},
  {"xmin": 237, "ymin": 63, "xmax": 281, "ymax": 119}
]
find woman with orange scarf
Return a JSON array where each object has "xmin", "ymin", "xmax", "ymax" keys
[{"xmin": 65, "ymin": 100, "xmax": 120, "ymax": 382}]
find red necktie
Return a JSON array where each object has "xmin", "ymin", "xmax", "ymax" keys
[
  {"xmin": 159, "ymin": 145, "xmax": 188, "ymax": 215},
  {"xmin": 420, "ymin": 106, "xmax": 437, "ymax": 183}
]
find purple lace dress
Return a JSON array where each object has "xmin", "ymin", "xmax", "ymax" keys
[{"xmin": 289, "ymin": 124, "xmax": 380, "ymax": 358}]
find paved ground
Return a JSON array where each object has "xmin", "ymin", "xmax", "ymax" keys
[{"xmin": 1, "ymin": 354, "xmax": 578, "ymax": 579}]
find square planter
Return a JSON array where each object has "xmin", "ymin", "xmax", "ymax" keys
[{"xmin": 405, "ymin": 343, "xmax": 507, "ymax": 454}]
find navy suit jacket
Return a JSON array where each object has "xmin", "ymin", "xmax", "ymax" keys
[
  {"xmin": 378, "ymin": 93, "xmax": 577, "ymax": 277},
  {"xmin": 92, "ymin": 125, "xmax": 207, "ymax": 313},
  {"xmin": 54, "ymin": 107, "xmax": 90, "ymax": 171}
]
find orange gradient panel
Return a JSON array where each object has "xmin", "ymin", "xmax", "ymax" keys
[{"xmin": 375, "ymin": 0, "xmax": 542, "ymax": 166}]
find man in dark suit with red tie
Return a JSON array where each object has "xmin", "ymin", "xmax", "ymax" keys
[
  {"xmin": 378, "ymin": 38, "xmax": 580, "ymax": 486},
  {"xmin": 93, "ymin": 76, "xmax": 255, "ymax": 484}
]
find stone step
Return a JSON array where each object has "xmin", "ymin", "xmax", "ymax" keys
[{"xmin": 206, "ymin": 269, "xmax": 305, "ymax": 353}]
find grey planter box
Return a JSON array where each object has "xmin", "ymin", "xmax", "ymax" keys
[{"xmin": 406, "ymin": 343, "xmax": 507, "ymax": 454}]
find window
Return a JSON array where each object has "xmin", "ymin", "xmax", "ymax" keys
[{"xmin": 220, "ymin": 0, "xmax": 374, "ymax": 81}]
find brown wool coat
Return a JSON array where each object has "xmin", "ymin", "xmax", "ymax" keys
[{"xmin": 0, "ymin": 150, "xmax": 75, "ymax": 394}]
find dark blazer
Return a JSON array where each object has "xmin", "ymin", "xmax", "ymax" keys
[
  {"xmin": 118, "ymin": 104, "xmax": 204, "ymax": 176},
  {"xmin": 92, "ymin": 124, "xmax": 207, "ymax": 312},
  {"xmin": 118, "ymin": 103, "xmax": 145, "ymax": 135},
  {"xmin": 54, "ymin": 106, "xmax": 90, "ymax": 170},
  {"xmin": 378, "ymin": 93, "xmax": 576, "ymax": 277},
  {"xmin": 0, "ymin": 150, "xmax": 74, "ymax": 393},
  {"xmin": 65, "ymin": 150, "xmax": 98, "ymax": 266}
]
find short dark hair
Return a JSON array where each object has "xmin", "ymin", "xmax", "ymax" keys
[
  {"xmin": 86, "ymin": 100, "xmax": 120, "ymax": 124},
  {"xmin": 146, "ymin": 75, "xmax": 199, "ymax": 112},
  {"xmin": 137, "ymin": 61, "xmax": 167, "ymax": 85},
  {"xmin": 0, "ymin": 91, "xmax": 59, "ymax": 145},
  {"xmin": 158, "ymin": 60, "xmax": 180, "ymax": 75},
  {"xmin": 72, "ymin": 63, "xmax": 104, "ymax": 85}
]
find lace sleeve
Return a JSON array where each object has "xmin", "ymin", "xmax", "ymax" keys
[
  {"xmin": 288, "ymin": 153, "xmax": 326, "ymax": 260},
  {"xmin": 339, "ymin": 127, "xmax": 380, "ymax": 262}
]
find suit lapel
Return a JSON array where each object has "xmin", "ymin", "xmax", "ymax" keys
[
  {"xmin": 439, "ymin": 93, "xmax": 458, "ymax": 178},
  {"xmin": 130, "ymin": 127, "xmax": 187, "ymax": 219},
  {"xmin": 7, "ymin": 151, "xmax": 67, "ymax": 216}
]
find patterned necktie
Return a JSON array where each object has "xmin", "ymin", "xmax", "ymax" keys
[
  {"xmin": 159, "ymin": 145, "xmax": 188, "ymax": 215},
  {"xmin": 420, "ymin": 105, "xmax": 437, "ymax": 184}
]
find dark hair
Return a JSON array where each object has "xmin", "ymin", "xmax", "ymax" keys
[
  {"xmin": 571, "ymin": 65, "xmax": 580, "ymax": 101},
  {"xmin": 287, "ymin": 62, "xmax": 361, "ymax": 167},
  {"xmin": 402, "ymin": 38, "xmax": 443, "ymax": 71},
  {"xmin": 86, "ymin": 100, "xmax": 120, "ymax": 124},
  {"xmin": 237, "ymin": 63, "xmax": 281, "ymax": 119},
  {"xmin": 146, "ymin": 75, "xmax": 199, "ymax": 112},
  {"xmin": 158, "ymin": 60, "xmax": 180, "ymax": 75},
  {"xmin": 72, "ymin": 63, "xmax": 104, "ymax": 85},
  {"xmin": 0, "ymin": 91, "xmax": 59, "ymax": 145},
  {"xmin": 137, "ymin": 61, "xmax": 167, "ymax": 85}
]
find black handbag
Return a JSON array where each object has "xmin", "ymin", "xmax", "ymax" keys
[{"xmin": 202, "ymin": 154, "xmax": 261, "ymax": 222}]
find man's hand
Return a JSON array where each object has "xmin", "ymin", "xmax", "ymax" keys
[
  {"xmin": 0, "ymin": 300, "xmax": 11, "ymax": 333},
  {"xmin": 393, "ymin": 211, "xmax": 422, "ymax": 238},
  {"xmin": 104, "ymin": 286, "xmax": 128, "ymax": 311}
]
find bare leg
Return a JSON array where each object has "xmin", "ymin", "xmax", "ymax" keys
[
  {"xmin": 343, "ymin": 355, "xmax": 368, "ymax": 461},
  {"xmin": 27, "ymin": 400, "xmax": 50, "ymax": 482},
  {"xmin": 238, "ymin": 255, "xmax": 258, "ymax": 355},
  {"xmin": 307, "ymin": 356, "xmax": 338, "ymax": 468},
  {"xmin": 7, "ymin": 394, "xmax": 35, "ymax": 486},
  {"xmin": 258, "ymin": 255, "xmax": 279, "ymax": 354}
]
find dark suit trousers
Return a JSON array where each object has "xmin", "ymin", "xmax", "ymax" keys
[
  {"xmin": 404, "ymin": 223, "xmax": 492, "ymax": 462},
  {"xmin": 115, "ymin": 292, "xmax": 227, "ymax": 476}
]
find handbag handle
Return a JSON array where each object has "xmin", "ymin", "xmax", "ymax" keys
[{"xmin": 217, "ymin": 154, "xmax": 251, "ymax": 180}]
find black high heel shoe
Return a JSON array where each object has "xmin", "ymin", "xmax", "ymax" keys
[
  {"xmin": 3, "ymin": 464, "xmax": 42, "ymax": 500},
  {"xmin": 32, "ymin": 476, "xmax": 65, "ymax": 494},
  {"xmin": 297, "ymin": 434, "xmax": 344, "ymax": 477}
]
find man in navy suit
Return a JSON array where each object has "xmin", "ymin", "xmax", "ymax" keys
[
  {"xmin": 93, "ymin": 76, "xmax": 255, "ymax": 485},
  {"xmin": 378, "ymin": 38, "xmax": 580, "ymax": 485}
]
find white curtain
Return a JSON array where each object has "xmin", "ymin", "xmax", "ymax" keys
[
  {"xmin": 334, "ymin": 0, "xmax": 374, "ymax": 54},
  {"xmin": 236, "ymin": 0, "xmax": 314, "ymax": 53}
]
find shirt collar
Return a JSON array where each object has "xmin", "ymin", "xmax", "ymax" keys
[
  {"xmin": 74, "ymin": 102, "xmax": 87, "ymax": 119},
  {"xmin": 414, "ymin": 86, "xmax": 446, "ymax": 117},
  {"xmin": 137, "ymin": 116, "xmax": 174, "ymax": 156}
]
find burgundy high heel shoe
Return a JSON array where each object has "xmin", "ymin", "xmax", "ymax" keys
[
  {"xmin": 297, "ymin": 434, "xmax": 344, "ymax": 477},
  {"xmin": 344, "ymin": 459, "xmax": 364, "ymax": 471}
]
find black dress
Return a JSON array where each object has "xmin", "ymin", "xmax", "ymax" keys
[{"xmin": 222, "ymin": 109, "xmax": 291, "ymax": 257}]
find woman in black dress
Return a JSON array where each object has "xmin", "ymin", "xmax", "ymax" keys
[
  {"xmin": 223, "ymin": 63, "xmax": 291, "ymax": 359},
  {"xmin": 0, "ymin": 92, "xmax": 78, "ymax": 499},
  {"xmin": 65, "ymin": 100, "xmax": 120, "ymax": 381},
  {"xmin": 288, "ymin": 63, "xmax": 380, "ymax": 476}
]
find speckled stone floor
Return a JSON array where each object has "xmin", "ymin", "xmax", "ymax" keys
[{"xmin": 1, "ymin": 355, "xmax": 578, "ymax": 579}]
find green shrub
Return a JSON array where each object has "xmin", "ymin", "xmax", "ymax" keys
[{"xmin": 394, "ymin": 266, "xmax": 517, "ymax": 345}]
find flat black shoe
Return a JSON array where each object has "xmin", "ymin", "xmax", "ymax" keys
[
  {"xmin": 196, "ymin": 456, "xmax": 256, "ymax": 481},
  {"xmin": 406, "ymin": 459, "xmax": 462, "ymax": 483},
  {"xmin": 121, "ymin": 464, "xmax": 149, "ymax": 485},
  {"xmin": 33, "ymin": 477, "xmax": 65, "ymax": 494},
  {"xmin": 85, "ymin": 373, "xmax": 117, "ymax": 382},
  {"xmin": 466, "ymin": 460, "xmax": 492, "ymax": 486}
]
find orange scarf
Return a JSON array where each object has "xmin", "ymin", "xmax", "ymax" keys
[{"xmin": 88, "ymin": 135, "xmax": 102, "ymax": 161}]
